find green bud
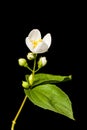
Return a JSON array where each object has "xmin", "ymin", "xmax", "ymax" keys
[
  {"xmin": 38, "ymin": 57, "xmax": 47, "ymax": 69},
  {"xmin": 27, "ymin": 52, "xmax": 35, "ymax": 60},
  {"xmin": 18, "ymin": 58, "xmax": 28, "ymax": 67},
  {"xmin": 29, "ymin": 74, "xmax": 33, "ymax": 85},
  {"xmin": 22, "ymin": 81, "xmax": 29, "ymax": 88}
]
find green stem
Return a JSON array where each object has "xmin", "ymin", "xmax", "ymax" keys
[
  {"xmin": 28, "ymin": 54, "xmax": 37, "ymax": 88},
  {"xmin": 11, "ymin": 96, "xmax": 27, "ymax": 130},
  {"xmin": 26, "ymin": 66, "xmax": 33, "ymax": 72},
  {"xmin": 32, "ymin": 54, "xmax": 37, "ymax": 84},
  {"xmin": 11, "ymin": 54, "xmax": 37, "ymax": 130},
  {"xmin": 33, "ymin": 55, "xmax": 37, "ymax": 73},
  {"xmin": 35, "ymin": 68, "xmax": 40, "ymax": 73}
]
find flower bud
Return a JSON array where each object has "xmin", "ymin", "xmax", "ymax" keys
[
  {"xmin": 22, "ymin": 81, "xmax": 29, "ymax": 88},
  {"xmin": 38, "ymin": 57, "xmax": 47, "ymax": 68},
  {"xmin": 18, "ymin": 58, "xmax": 28, "ymax": 67},
  {"xmin": 27, "ymin": 52, "xmax": 35, "ymax": 60},
  {"xmin": 29, "ymin": 74, "xmax": 33, "ymax": 85}
]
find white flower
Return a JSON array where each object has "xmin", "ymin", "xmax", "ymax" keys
[
  {"xmin": 25, "ymin": 29, "xmax": 51, "ymax": 54},
  {"xmin": 38, "ymin": 57, "xmax": 47, "ymax": 68}
]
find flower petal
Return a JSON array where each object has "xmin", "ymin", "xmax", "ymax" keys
[
  {"xmin": 33, "ymin": 41, "xmax": 49, "ymax": 53},
  {"xmin": 28, "ymin": 29, "xmax": 41, "ymax": 40},
  {"xmin": 43, "ymin": 33, "xmax": 51, "ymax": 48},
  {"xmin": 25, "ymin": 37, "xmax": 35, "ymax": 52}
]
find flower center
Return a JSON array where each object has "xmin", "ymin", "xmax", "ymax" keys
[{"xmin": 32, "ymin": 39, "xmax": 42, "ymax": 48}]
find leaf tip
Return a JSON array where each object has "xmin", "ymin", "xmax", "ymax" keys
[
  {"xmin": 71, "ymin": 116, "xmax": 75, "ymax": 121},
  {"xmin": 69, "ymin": 113, "xmax": 75, "ymax": 121},
  {"xmin": 69, "ymin": 75, "xmax": 72, "ymax": 80}
]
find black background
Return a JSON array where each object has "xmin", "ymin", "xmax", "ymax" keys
[{"xmin": 0, "ymin": 2, "xmax": 82, "ymax": 130}]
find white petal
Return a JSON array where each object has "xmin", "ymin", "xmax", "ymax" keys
[
  {"xmin": 28, "ymin": 29, "xmax": 41, "ymax": 40},
  {"xmin": 43, "ymin": 33, "xmax": 51, "ymax": 48},
  {"xmin": 25, "ymin": 37, "xmax": 35, "ymax": 53},
  {"xmin": 33, "ymin": 41, "xmax": 49, "ymax": 53}
]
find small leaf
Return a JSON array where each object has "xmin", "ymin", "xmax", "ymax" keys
[
  {"xmin": 24, "ymin": 84, "xmax": 74, "ymax": 120},
  {"xmin": 25, "ymin": 73, "xmax": 72, "ymax": 87}
]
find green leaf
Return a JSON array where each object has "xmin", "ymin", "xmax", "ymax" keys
[
  {"xmin": 24, "ymin": 84, "xmax": 74, "ymax": 120},
  {"xmin": 25, "ymin": 73, "xmax": 72, "ymax": 87}
]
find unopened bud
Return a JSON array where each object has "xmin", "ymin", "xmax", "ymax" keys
[
  {"xmin": 38, "ymin": 57, "xmax": 47, "ymax": 68},
  {"xmin": 18, "ymin": 58, "xmax": 28, "ymax": 67},
  {"xmin": 27, "ymin": 52, "xmax": 35, "ymax": 60},
  {"xmin": 29, "ymin": 74, "xmax": 33, "ymax": 85},
  {"xmin": 22, "ymin": 81, "xmax": 29, "ymax": 88}
]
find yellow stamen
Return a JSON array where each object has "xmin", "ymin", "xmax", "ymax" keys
[{"xmin": 32, "ymin": 39, "xmax": 42, "ymax": 48}]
